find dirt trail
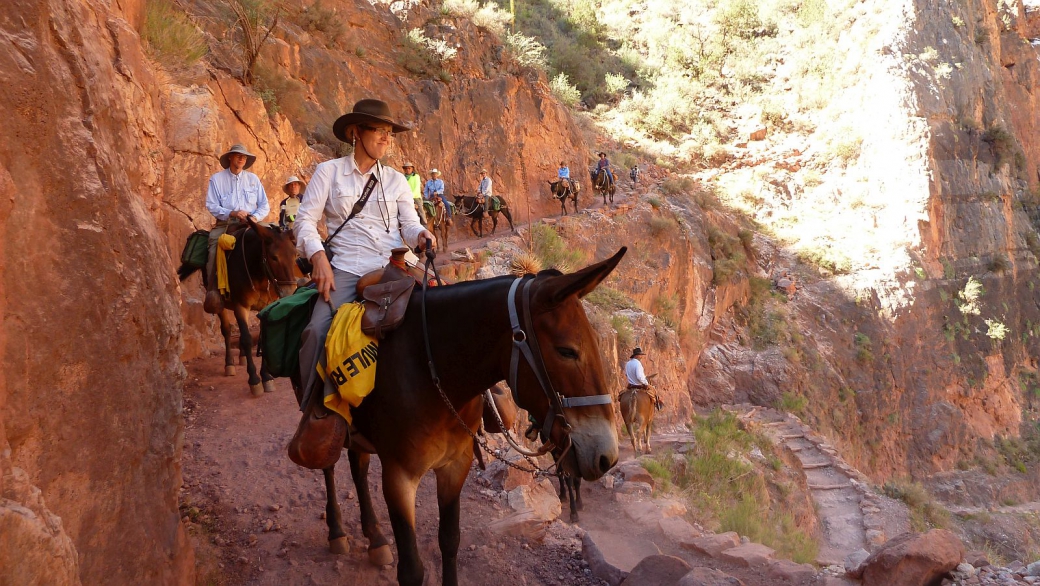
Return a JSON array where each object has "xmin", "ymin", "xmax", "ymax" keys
[
  {"xmin": 182, "ymin": 356, "xmax": 785, "ymax": 586},
  {"xmin": 733, "ymin": 405, "xmax": 910, "ymax": 566}
]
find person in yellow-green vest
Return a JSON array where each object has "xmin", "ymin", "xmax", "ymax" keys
[{"xmin": 402, "ymin": 162, "xmax": 424, "ymax": 226}]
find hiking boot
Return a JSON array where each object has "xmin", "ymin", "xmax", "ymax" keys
[{"xmin": 203, "ymin": 290, "xmax": 223, "ymax": 314}]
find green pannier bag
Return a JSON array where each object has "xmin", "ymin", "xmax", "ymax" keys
[
  {"xmin": 181, "ymin": 229, "xmax": 210, "ymax": 269},
  {"xmin": 258, "ymin": 286, "xmax": 320, "ymax": 379}
]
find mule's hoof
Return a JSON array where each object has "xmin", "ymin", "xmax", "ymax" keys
[
  {"xmin": 262, "ymin": 380, "xmax": 276, "ymax": 393},
  {"xmin": 570, "ymin": 513, "xmax": 580, "ymax": 523},
  {"xmin": 249, "ymin": 383, "xmax": 263, "ymax": 397},
  {"xmin": 224, "ymin": 365, "xmax": 236, "ymax": 377},
  {"xmin": 329, "ymin": 537, "xmax": 350, "ymax": 555},
  {"xmin": 368, "ymin": 545, "xmax": 393, "ymax": 566},
  {"xmin": 239, "ymin": 355, "xmax": 247, "ymax": 366}
]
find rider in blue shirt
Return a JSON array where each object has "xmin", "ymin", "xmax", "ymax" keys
[
  {"xmin": 595, "ymin": 152, "xmax": 614, "ymax": 183},
  {"xmin": 423, "ymin": 169, "xmax": 450, "ymax": 216}
]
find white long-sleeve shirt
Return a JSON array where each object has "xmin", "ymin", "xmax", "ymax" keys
[
  {"xmin": 294, "ymin": 155, "xmax": 425, "ymax": 276},
  {"xmin": 478, "ymin": 177, "xmax": 492, "ymax": 196},
  {"xmin": 625, "ymin": 358, "xmax": 649, "ymax": 386},
  {"xmin": 205, "ymin": 168, "xmax": 270, "ymax": 222}
]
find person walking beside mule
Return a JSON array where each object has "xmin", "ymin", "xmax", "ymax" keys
[
  {"xmin": 294, "ymin": 98, "xmax": 436, "ymax": 408},
  {"xmin": 204, "ymin": 143, "xmax": 270, "ymax": 313}
]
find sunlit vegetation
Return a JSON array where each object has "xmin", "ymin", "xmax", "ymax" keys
[{"xmin": 645, "ymin": 410, "xmax": 819, "ymax": 563}]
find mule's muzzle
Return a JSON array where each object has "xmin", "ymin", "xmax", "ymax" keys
[{"xmin": 568, "ymin": 419, "xmax": 619, "ymax": 481}]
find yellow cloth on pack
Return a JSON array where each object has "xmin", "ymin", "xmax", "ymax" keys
[
  {"xmin": 217, "ymin": 233, "xmax": 237, "ymax": 297},
  {"xmin": 321, "ymin": 302, "xmax": 378, "ymax": 423}
]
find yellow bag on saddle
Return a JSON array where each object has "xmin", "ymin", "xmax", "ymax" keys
[
  {"xmin": 320, "ymin": 302, "xmax": 378, "ymax": 423},
  {"xmin": 217, "ymin": 233, "xmax": 236, "ymax": 296}
]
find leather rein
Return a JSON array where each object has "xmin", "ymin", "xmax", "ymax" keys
[{"xmin": 419, "ymin": 249, "xmax": 612, "ymax": 470}]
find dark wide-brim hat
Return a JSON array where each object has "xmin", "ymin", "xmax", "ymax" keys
[
  {"xmin": 631, "ymin": 347, "xmax": 645, "ymax": 357},
  {"xmin": 220, "ymin": 144, "xmax": 257, "ymax": 169},
  {"xmin": 333, "ymin": 99, "xmax": 410, "ymax": 142}
]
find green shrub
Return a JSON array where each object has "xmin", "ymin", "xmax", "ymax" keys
[
  {"xmin": 653, "ymin": 294, "xmax": 679, "ymax": 328},
  {"xmin": 988, "ymin": 253, "xmax": 1010, "ymax": 273},
  {"xmin": 854, "ymin": 332, "xmax": 874, "ymax": 363},
  {"xmin": 504, "ymin": 32, "xmax": 547, "ymax": 70},
  {"xmin": 983, "ymin": 125, "xmax": 1016, "ymax": 169},
  {"xmin": 882, "ymin": 480, "xmax": 950, "ymax": 532},
  {"xmin": 586, "ymin": 287, "xmax": 636, "ymax": 311},
  {"xmin": 532, "ymin": 224, "xmax": 585, "ymax": 271},
  {"xmin": 647, "ymin": 196, "xmax": 662, "ymax": 209},
  {"xmin": 661, "ymin": 176, "xmax": 695, "ymax": 196},
  {"xmin": 550, "ymin": 73, "xmax": 581, "ymax": 106},
  {"xmin": 299, "ymin": 0, "xmax": 344, "ymax": 46},
  {"xmin": 777, "ymin": 392, "xmax": 807, "ymax": 415},
  {"xmin": 142, "ymin": 0, "xmax": 208, "ymax": 70},
  {"xmin": 610, "ymin": 314, "xmax": 634, "ymax": 348},
  {"xmin": 605, "ymin": 72, "xmax": 629, "ymax": 95},
  {"xmin": 649, "ymin": 216, "xmax": 678, "ymax": 237}
]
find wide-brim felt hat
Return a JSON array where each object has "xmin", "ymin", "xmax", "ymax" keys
[
  {"xmin": 597, "ymin": 152, "xmax": 607, "ymax": 157},
  {"xmin": 220, "ymin": 144, "xmax": 257, "ymax": 169},
  {"xmin": 631, "ymin": 347, "xmax": 645, "ymax": 357},
  {"xmin": 333, "ymin": 99, "xmax": 410, "ymax": 142},
  {"xmin": 282, "ymin": 175, "xmax": 305, "ymax": 195}
]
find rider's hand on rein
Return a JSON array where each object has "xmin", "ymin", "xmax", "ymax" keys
[{"xmin": 310, "ymin": 250, "xmax": 336, "ymax": 302}]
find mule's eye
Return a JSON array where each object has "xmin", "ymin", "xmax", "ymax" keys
[{"xmin": 556, "ymin": 347, "xmax": 579, "ymax": 360}]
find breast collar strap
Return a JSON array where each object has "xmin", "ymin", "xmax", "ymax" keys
[{"xmin": 507, "ymin": 277, "xmax": 612, "ymax": 444}]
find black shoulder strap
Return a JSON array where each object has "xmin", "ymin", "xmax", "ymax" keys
[{"xmin": 323, "ymin": 173, "xmax": 379, "ymax": 246}]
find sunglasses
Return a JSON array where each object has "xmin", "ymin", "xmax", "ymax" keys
[{"xmin": 359, "ymin": 125, "xmax": 393, "ymax": 138}]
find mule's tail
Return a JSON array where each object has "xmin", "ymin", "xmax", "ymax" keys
[{"xmin": 177, "ymin": 262, "xmax": 201, "ymax": 282}]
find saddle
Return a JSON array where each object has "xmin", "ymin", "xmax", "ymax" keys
[{"xmin": 356, "ymin": 248, "xmax": 420, "ymax": 339}]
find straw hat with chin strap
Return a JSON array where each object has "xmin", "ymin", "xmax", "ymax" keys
[
  {"xmin": 332, "ymin": 99, "xmax": 411, "ymax": 142},
  {"xmin": 220, "ymin": 144, "xmax": 257, "ymax": 170}
]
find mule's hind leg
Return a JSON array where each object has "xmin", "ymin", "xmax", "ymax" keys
[
  {"xmin": 322, "ymin": 466, "xmax": 350, "ymax": 555},
  {"xmin": 219, "ymin": 309, "xmax": 236, "ymax": 376},
  {"xmin": 573, "ymin": 476, "xmax": 584, "ymax": 512},
  {"xmin": 259, "ymin": 361, "xmax": 276, "ymax": 394},
  {"xmin": 435, "ymin": 457, "xmax": 471, "ymax": 586},
  {"xmin": 233, "ymin": 305, "xmax": 262, "ymax": 396},
  {"xmin": 626, "ymin": 422, "xmax": 639, "ymax": 454},
  {"xmin": 503, "ymin": 209, "xmax": 516, "ymax": 232},
  {"xmin": 347, "ymin": 450, "xmax": 393, "ymax": 565},
  {"xmin": 566, "ymin": 475, "xmax": 579, "ymax": 523}
]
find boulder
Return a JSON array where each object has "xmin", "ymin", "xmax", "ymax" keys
[
  {"xmin": 719, "ymin": 543, "xmax": 775, "ymax": 567},
  {"xmin": 767, "ymin": 559, "xmax": 817, "ymax": 583},
  {"xmin": 1027, "ymin": 561, "xmax": 1040, "ymax": 576},
  {"xmin": 582, "ymin": 529, "xmax": 660, "ymax": 586},
  {"xmin": 659, "ymin": 517, "xmax": 699, "ymax": 543},
  {"xmin": 844, "ymin": 548, "xmax": 870, "ymax": 574},
  {"xmin": 506, "ymin": 479, "xmax": 561, "ymax": 521},
  {"xmin": 678, "ymin": 567, "xmax": 746, "ymax": 586},
  {"xmin": 618, "ymin": 462, "xmax": 656, "ymax": 488},
  {"xmin": 488, "ymin": 511, "xmax": 546, "ymax": 540},
  {"xmin": 583, "ymin": 532, "xmax": 627, "ymax": 586},
  {"xmin": 853, "ymin": 530, "xmax": 964, "ymax": 586},
  {"xmin": 620, "ymin": 555, "xmax": 691, "ymax": 586},
  {"xmin": 479, "ymin": 457, "xmax": 534, "ymax": 491},
  {"xmin": 625, "ymin": 501, "xmax": 664, "ymax": 524},
  {"xmin": 615, "ymin": 481, "xmax": 654, "ymax": 497},
  {"xmin": 682, "ymin": 532, "xmax": 741, "ymax": 557}
]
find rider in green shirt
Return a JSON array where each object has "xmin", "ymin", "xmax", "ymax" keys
[{"xmin": 402, "ymin": 162, "xmax": 424, "ymax": 225}]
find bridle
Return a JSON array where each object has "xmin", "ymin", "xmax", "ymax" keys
[
  {"xmin": 456, "ymin": 196, "xmax": 485, "ymax": 217},
  {"xmin": 419, "ymin": 249, "xmax": 612, "ymax": 468},
  {"xmin": 239, "ymin": 226, "xmax": 297, "ymax": 296}
]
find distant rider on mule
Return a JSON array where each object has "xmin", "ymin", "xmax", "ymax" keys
[
  {"xmin": 595, "ymin": 151, "xmax": 614, "ymax": 184},
  {"xmin": 558, "ymin": 161, "xmax": 575, "ymax": 191},
  {"xmin": 477, "ymin": 168, "xmax": 492, "ymax": 205},
  {"xmin": 204, "ymin": 143, "xmax": 270, "ymax": 313},
  {"xmin": 279, "ymin": 175, "xmax": 305, "ymax": 231},
  {"xmin": 294, "ymin": 98, "xmax": 436, "ymax": 404},
  {"xmin": 423, "ymin": 168, "xmax": 450, "ymax": 215},
  {"xmin": 625, "ymin": 347, "xmax": 661, "ymax": 410},
  {"xmin": 402, "ymin": 162, "xmax": 424, "ymax": 224}
]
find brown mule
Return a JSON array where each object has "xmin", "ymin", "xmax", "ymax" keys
[
  {"xmin": 177, "ymin": 218, "xmax": 298, "ymax": 396},
  {"xmin": 620, "ymin": 388, "xmax": 655, "ymax": 454},
  {"xmin": 548, "ymin": 179, "xmax": 580, "ymax": 216},
  {"xmin": 316, "ymin": 249, "xmax": 627, "ymax": 586},
  {"xmin": 423, "ymin": 198, "xmax": 452, "ymax": 249},
  {"xmin": 453, "ymin": 194, "xmax": 516, "ymax": 238}
]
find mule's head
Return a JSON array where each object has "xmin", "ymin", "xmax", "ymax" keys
[
  {"xmin": 517, "ymin": 248, "xmax": 626, "ymax": 480},
  {"xmin": 248, "ymin": 218, "xmax": 299, "ymax": 298}
]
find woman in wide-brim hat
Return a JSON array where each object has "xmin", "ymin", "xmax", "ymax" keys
[
  {"xmin": 293, "ymin": 98, "xmax": 433, "ymax": 410},
  {"xmin": 332, "ymin": 98, "xmax": 411, "ymax": 143},
  {"xmin": 220, "ymin": 144, "xmax": 257, "ymax": 169},
  {"xmin": 282, "ymin": 175, "xmax": 306, "ymax": 195}
]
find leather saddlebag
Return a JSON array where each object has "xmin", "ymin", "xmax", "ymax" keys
[
  {"xmin": 360, "ymin": 276, "xmax": 415, "ymax": 339},
  {"xmin": 287, "ymin": 384, "xmax": 347, "ymax": 470}
]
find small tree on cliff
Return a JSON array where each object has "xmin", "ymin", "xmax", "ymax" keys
[{"xmin": 223, "ymin": 0, "xmax": 281, "ymax": 85}]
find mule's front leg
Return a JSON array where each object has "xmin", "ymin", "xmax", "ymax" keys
[
  {"xmin": 323, "ymin": 466, "xmax": 350, "ymax": 555},
  {"xmin": 383, "ymin": 462, "xmax": 424, "ymax": 586},
  {"xmin": 218, "ymin": 309, "xmax": 236, "ymax": 376},
  {"xmin": 347, "ymin": 450, "xmax": 393, "ymax": 565},
  {"xmin": 233, "ymin": 305, "xmax": 262, "ymax": 396},
  {"xmin": 435, "ymin": 457, "xmax": 471, "ymax": 586}
]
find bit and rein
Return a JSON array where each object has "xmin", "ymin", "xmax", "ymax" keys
[{"xmin": 419, "ymin": 248, "xmax": 612, "ymax": 475}]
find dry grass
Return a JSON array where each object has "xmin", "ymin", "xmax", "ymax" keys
[{"xmin": 142, "ymin": 0, "xmax": 208, "ymax": 71}]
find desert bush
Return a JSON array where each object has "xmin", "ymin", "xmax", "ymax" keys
[
  {"xmin": 988, "ymin": 253, "xmax": 1010, "ymax": 273},
  {"xmin": 504, "ymin": 32, "xmax": 547, "ymax": 70},
  {"xmin": 610, "ymin": 314, "xmax": 634, "ymax": 348},
  {"xmin": 222, "ymin": 0, "xmax": 281, "ymax": 85},
  {"xmin": 983, "ymin": 125, "xmax": 1017, "ymax": 169},
  {"xmin": 142, "ymin": 0, "xmax": 208, "ymax": 70},
  {"xmin": 586, "ymin": 286, "xmax": 636, "ymax": 311},
  {"xmin": 472, "ymin": 2, "xmax": 512, "ymax": 34},
  {"xmin": 604, "ymin": 72, "xmax": 629, "ymax": 95},
  {"xmin": 407, "ymin": 28, "xmax": 458, "ymax": 62},
  {"xmin": 299, "ymin": 0, "xmax": 344, "ymax": 46},
  {"xmin": 777, "ymin": 392, "xmax": 807, "ymax": 415},
  {"xmin": 957, "ymin": 277, "xmax": 985, "ymax": 315},
  {"xmin": 532, "ymin": 224, "xmax": 585, "ymax": 271},
  {"xmin": 661, "ymin": 176, "xmax": 695, "ymax": 196},
  {"xmin": 550, "ymin": 73, "xmax": 581, "ymax": 106},
  {"xmin": 854, "ymin": 332, "xmax": 874, "ymax": 363},
  {"xmin": 649, "ymin": 216, "xmax": 678, "ymax": 238},
  {"xmin": 653, "ymin": 294, "xmax": 679, "ymax": 328},
  {"xmin": 442, "ymin": 0, "xmax": 479, "ymax": 17},
  {"xmin": 882, "ymin": 480, "xmax": 950, "ymax": 532}
]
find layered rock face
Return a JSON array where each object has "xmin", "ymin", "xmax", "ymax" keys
[{"xmin": 0, "ymin": 0, "xmax": 192, "ymax": 583}]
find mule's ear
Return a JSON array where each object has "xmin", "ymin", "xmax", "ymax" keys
[
  {"xmin": 540, "ymin": 247, "xmax": 626, "ymax": 305},
  {"xmin": 247, "ymin": 217, "xmax": 275, "ymax": 240}
]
